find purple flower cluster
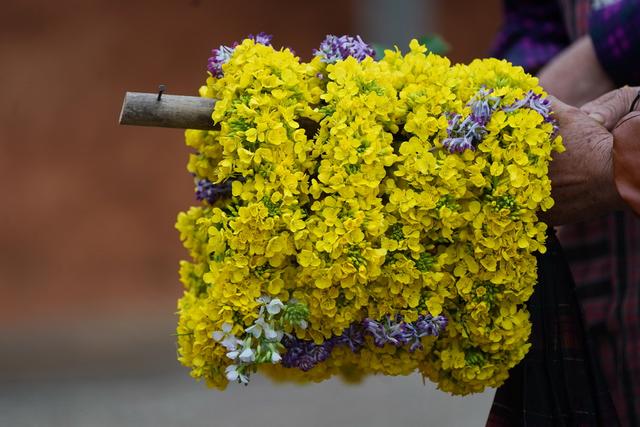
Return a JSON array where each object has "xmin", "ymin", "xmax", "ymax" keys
[
  {"xmin": 313, "ymin": 35, "xmax": 375, "ymax": 64},
  {"xmin": 416, "ymin": 314, "xmax": 448, "ymax": 336},
  {"xmin": 503, "ymin": 90, "xmax": 551, "ymax": 118},
  {"xmin": 441, "ymin": 114, "xmax": 484, "ymax": 153},
  {"xmin": 195, "ymin": 178, "xmax": 232, "ymax": 204},
  {"xmin": 207, "ymin": 45, "xmax": 235, "ymax": 78},
  {"xmin": 469, "ymin": 88, "xmax": 500, "ymax": 126},
  {"xmin": 281, "ymin": 335, "xmax": 334, "ymax": 371},
  {"xmin": 442, "ymin": 88, "xmax": 501, "ymax": 153},
  {"xmin": 333, "ymin": 323, "xmax": 365, "ymax": 352},
  {"xmin": 364, "ymin": 314, "xmax": 447, "ymax": 352},
  {"xmin": 442, "ymin": 89, "xmax": 558, "ymax": 153},
  {"xmin": 281, "ymin": 313, "xmax": 446, "ymax": 372},
  {"xmin": 504, "ymin": 90, "xmax": 558, "ymax": 134},
  {"xmin": 247, "ymin": 32, "xmax": 273, "ymax": 46},
  {"xmin": 207, "ymin": 33, "xmax": 273, "ymax": 78}
]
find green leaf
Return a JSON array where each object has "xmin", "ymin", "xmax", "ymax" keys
[
  {"xmin": 370, "ymin": 34, "xmax": 449, "ymax": 60},
  {"xmin": 417, "ymin": 34, "xmax": 450, "ymax": 55},
  {"xmin": 371, "ymin": 43, "xmax": 388, "ymax": 61}
]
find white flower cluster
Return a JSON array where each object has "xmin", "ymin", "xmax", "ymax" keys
[{"xmin": 212, "ymin": 296, "xmax": 307, "ymax": 384}]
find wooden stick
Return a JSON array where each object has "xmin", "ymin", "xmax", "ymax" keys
[
  {"xmin": 119, "ymin": 92, "xmax": 217, "ymax": 130},
  {"xmin": 119, "ymin": 92, "xmax": 319, "ymax": 134}
]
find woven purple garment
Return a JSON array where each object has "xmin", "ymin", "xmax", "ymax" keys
[
  {"xmin": 491, "ymin": 0, "xmax": 640, "ymax": 85},
  {"xmin": 490, "ymin": 0, "xmax": 570, "ymax": 74},
  {"xmin": 589, "ymin": 0, "xmax": 640, "ymax": 85}
]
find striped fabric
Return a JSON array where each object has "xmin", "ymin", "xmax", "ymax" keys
[
  {"xmin": 560, "ymin": 213, "xmax": 640, "ymax": 426},
  {"xmin": 486, "ymin": 233, "xmax": 616, "ymax": 426},
  {"xmin": 490, "ymin": 1, "xmax": 640, "ymax": 425}
]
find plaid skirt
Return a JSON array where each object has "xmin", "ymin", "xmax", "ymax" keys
[{"xmin": 486, "ymin": 231, "xmax": 618, "ymax": 426}]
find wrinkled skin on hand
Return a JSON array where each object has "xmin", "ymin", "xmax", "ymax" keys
[
  {"xmin": 581, "ymin": 85, "xmax": 640, "ymax": 130},
  {"xmin": 543, "ymin": 97, "xmax": 624, "ymax": 225}
]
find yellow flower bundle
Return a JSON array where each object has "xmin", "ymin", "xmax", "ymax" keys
[{"xmin": 175, "ymin": 34, "xmax": 563, "ymax": 395}]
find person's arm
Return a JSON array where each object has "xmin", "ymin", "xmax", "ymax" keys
[
  {"xmin": 537, "ymin": 1, "xmax": 640, "ymax": 106},
  {"xmin": 491, "ymin": 0, "xmax": 571, "ymax": 73},
  {"xmin": 537, "ymin": 36, "xmax": 614, "ymax": 107}
]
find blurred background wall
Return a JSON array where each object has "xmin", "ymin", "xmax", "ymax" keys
[{"xmin": 0, "ymin": 1, "xmax": 502, "ymax": 425}]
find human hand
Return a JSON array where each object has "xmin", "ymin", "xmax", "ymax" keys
[
  {"xmin": 581, "ymin": 86, "xmax": 640, "ymax": 216},
  {"xmin": 537, "ymin": 36, "xmax": 615, "ymax": 107},
  {"xmin": 580, "ymin": 86, "xmax": 640, "ymax": 130},
  {"xmin": 542, "ymin": 97, "xmax": 625, "ymax": 226}
]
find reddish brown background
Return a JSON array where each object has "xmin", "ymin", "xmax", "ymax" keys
[{"xmin": 0, "ymin": 0, "xmax": 501, "ymax": 376}]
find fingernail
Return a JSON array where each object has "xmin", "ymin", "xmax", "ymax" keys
[{"xmin": 589, "ymin": 112, "xmax": 605, "ymax": 124}]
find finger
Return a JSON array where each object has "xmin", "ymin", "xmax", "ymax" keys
[
  {"xmin": 580, "ymin": 86, "xmax": 640, "ymax": 130},
  {"xmin": 613, "ymin": 111, "xmax": 640, "ymax": 130}
]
